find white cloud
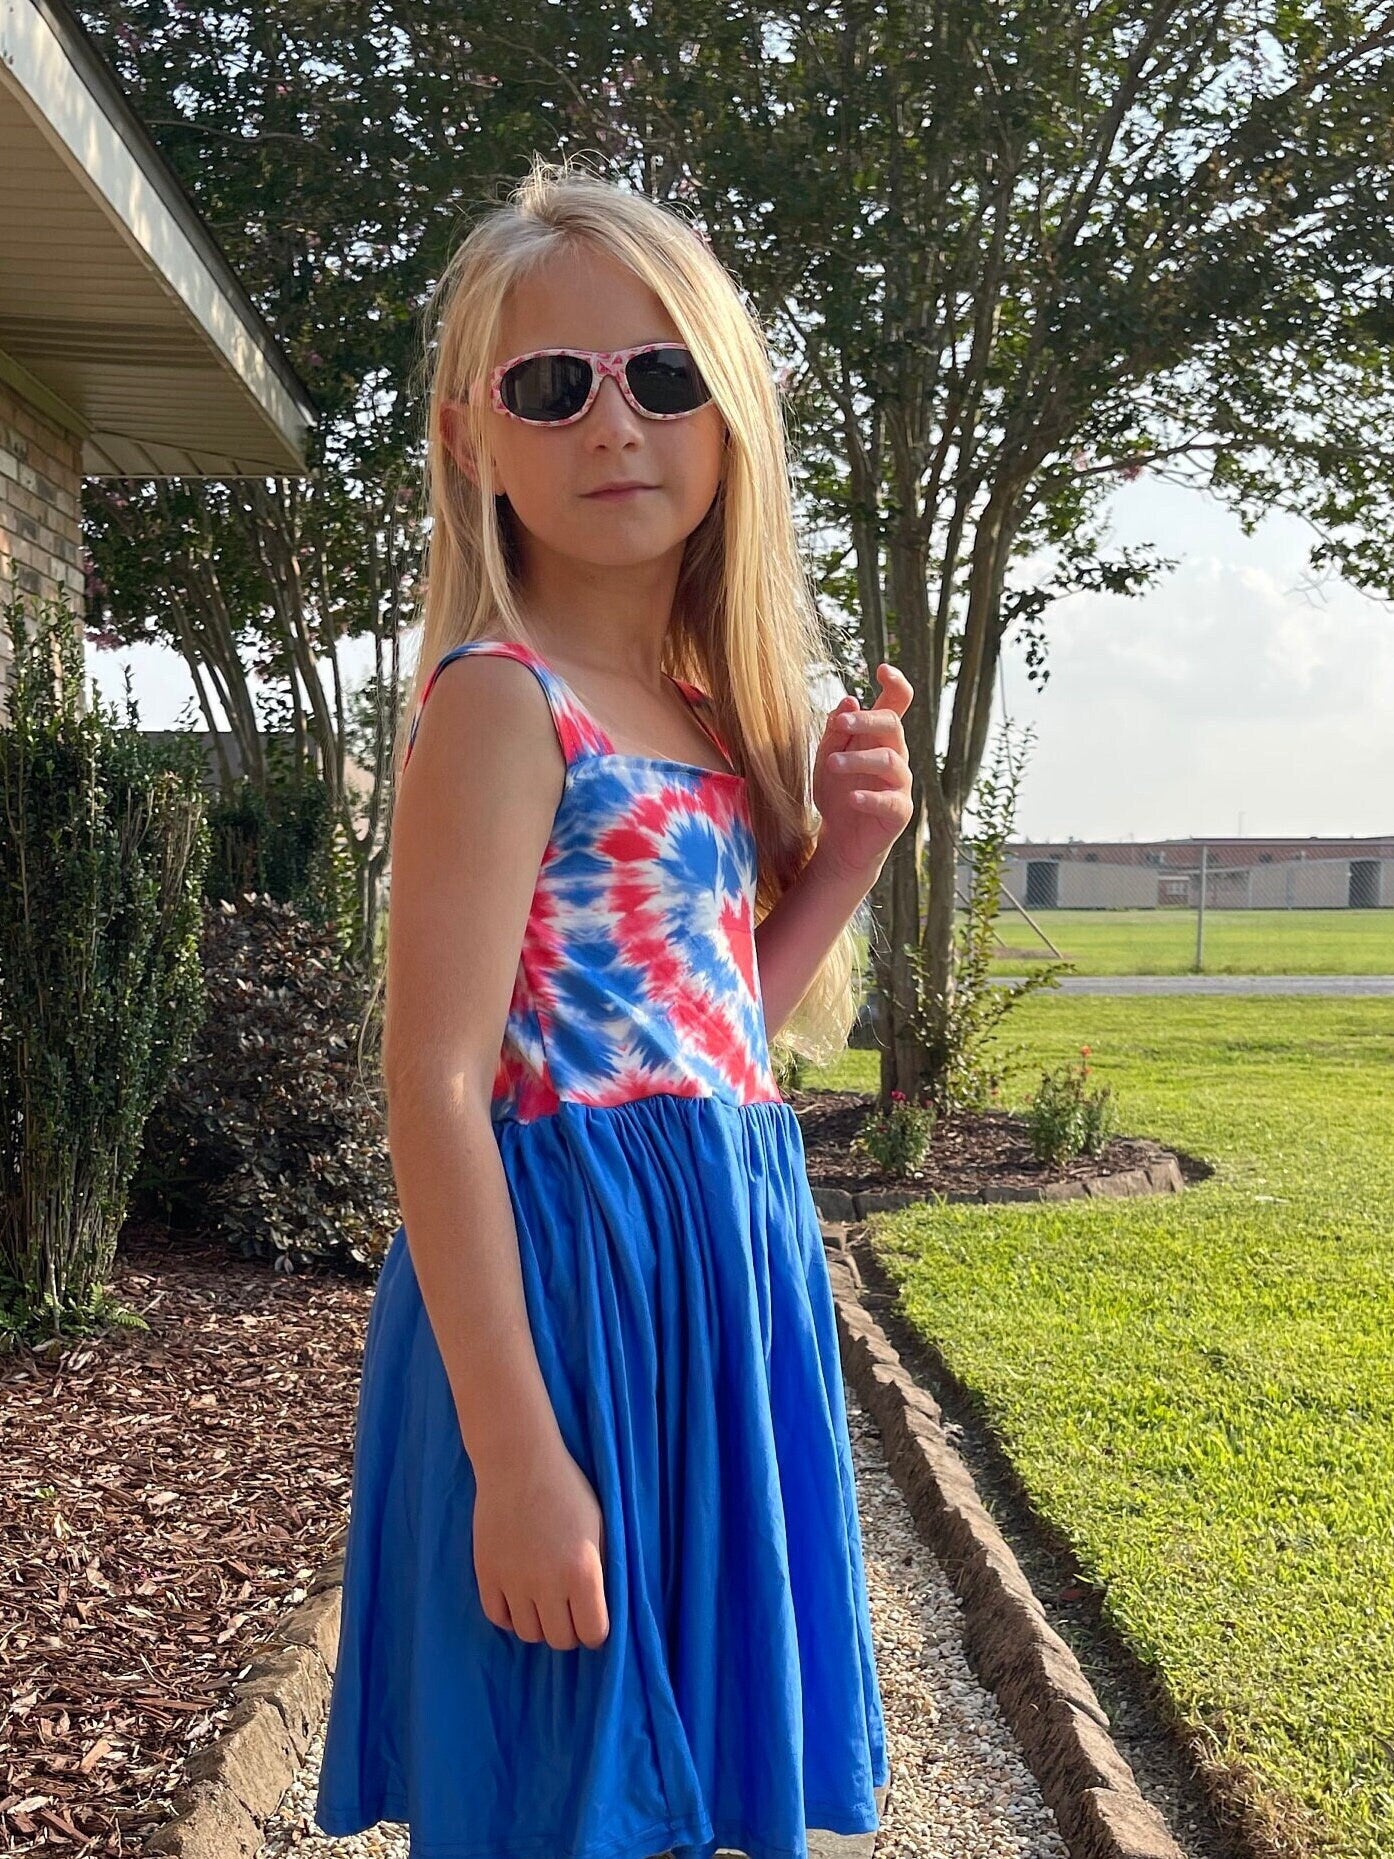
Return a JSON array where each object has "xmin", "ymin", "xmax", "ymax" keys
[{"xmin": 999, "ymin": 480, "xmax": 1394, "ymax": 839}]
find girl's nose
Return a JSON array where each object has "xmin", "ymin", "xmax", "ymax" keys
[{"xmin": 587, "ymin": 370, "xmax": 641, "ymax": 433}]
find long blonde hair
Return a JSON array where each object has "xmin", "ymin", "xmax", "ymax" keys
[{"xmin": 377, "ymin": 153, "xmax": 860, "ymax": 1070}]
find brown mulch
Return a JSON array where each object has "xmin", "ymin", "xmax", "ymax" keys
[
  {"xmin": 786, "ymin": 1087, "xmax": 1202, "ymax": 1197},
  {"xmin": 0, "ymin": 1220, "xmax": 373, "ymax": 1855},
  {"xmin": 0, "ymin": 1093, "xmax": 1192, "ymax": 1854}
]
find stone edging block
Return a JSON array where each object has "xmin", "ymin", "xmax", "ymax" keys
[
  {"xmin": 142, "ymin": 1563, "xmax": 344, "ymax": 1857},
  {"xmin": 810, "ymin": 1154, "xmax": 1184, "ymax": 1223},
  {"xmin": 823, "ymin": 1220, "xmax": 1184, "ymax": 1859}
]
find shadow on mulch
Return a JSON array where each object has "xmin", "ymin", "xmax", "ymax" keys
[
  {"xmin": 788, "ymin": 1086, "xmax": 1214, "ymax": 1196},
  {"xmin": 0, "ymin": 1219, "xmax": 375, "ymax": 1855}
]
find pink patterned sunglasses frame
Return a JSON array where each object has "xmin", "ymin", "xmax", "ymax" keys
[{"xmin": 472, "ymin": 341, "xmax": 713, "ymax": 425}]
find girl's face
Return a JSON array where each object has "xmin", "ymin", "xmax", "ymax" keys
[{"xmin": 442, "ymin": 245, "xmax": 727, "ymax": 574}]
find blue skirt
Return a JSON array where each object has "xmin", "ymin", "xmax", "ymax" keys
[{"xmin": 314, "ymin": 1093, "xmax": 889, "ymax": 1859}]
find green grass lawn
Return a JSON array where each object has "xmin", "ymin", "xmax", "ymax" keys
[
  {"xmin": 980, "ymin": 907, "xmax": 1394, "ymax": 975},
  {"xmin": 807, "ymin": 996, "xmax": 1394, "ymax": 1858}
]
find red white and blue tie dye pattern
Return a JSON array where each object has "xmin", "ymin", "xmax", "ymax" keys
[{"xmin": 403, "ymin": 638, "xmax": 783, "ymax": 1122}]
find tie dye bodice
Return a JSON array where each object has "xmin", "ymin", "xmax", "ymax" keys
[{"xmin": 403, "ymin": 638, "xmax": 783, "ymax": 1124}]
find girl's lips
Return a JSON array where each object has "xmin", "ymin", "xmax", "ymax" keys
[{"xmin": 584, "ymin": 485, "xmax": 654, "ymax": 499}]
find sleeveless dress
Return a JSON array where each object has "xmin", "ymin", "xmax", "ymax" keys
[{"xmin": 313, "ymin": 637, "xmax": 890, "ymax": 1859}]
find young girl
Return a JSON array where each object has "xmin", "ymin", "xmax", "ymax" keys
[{"xmin": 314, "ymin": 156, "xmax": 913, "ymax": 1859}]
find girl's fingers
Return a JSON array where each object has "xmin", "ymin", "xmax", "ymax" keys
[
  {"xmin": 838, "ymin": 709, "xmax": 903, "ymax": 736},
  {"xmin": 849, "ymin": 787, "xmax": 912, "ymax": 814},
  {"xmin": 818, "ymin": 694, "xmax": 862, "ymax": 764},
  {"xmin": 826, "ymin": 746, "xmax": 907, "ymax": 779},
  {"xmin": 869, "ymin": 662, "xmax": 914, "ymax": 714},
  {"xmin": 834, "ymin": 715, "xmax": 908, "ymax": 758}
]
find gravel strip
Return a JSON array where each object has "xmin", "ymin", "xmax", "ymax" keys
[
  {"xmin": 258, "ymin": 1385, "xmax": 1069, "ymax": 1859},
  {"xmin": 840, "ymin": 1388, "xmax": 1070, "ymax": 1859}
]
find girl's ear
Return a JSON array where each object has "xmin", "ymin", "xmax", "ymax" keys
[{"xmin": 439, "ymin": 400, "xmax": 479, "ymax": 484}]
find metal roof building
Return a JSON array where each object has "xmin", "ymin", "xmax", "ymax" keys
[{"xmin": 980, "ymin": 836, "xmax": 1394, "ymax": 910}]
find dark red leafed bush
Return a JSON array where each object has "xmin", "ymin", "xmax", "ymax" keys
[{"xmin": 133, "ymin": 892, "xmax": 398, "ymax": 1273}]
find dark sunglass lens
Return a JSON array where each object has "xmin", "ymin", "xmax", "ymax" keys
[
  {"xmin": 626, "ymin": 347, "xmax": 711, "ymax": 414},
  {"xmin": 502, "ymin": 353, "xmax": 593, "ymax": 421}
]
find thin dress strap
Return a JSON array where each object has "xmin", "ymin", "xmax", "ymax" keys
[{"xmin": 402, "ymin": 639, "xmax": 614, "ymax": 772}]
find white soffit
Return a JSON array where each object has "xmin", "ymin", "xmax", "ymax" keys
[{"xmin": 0, "ymin": 0, "xmax": 318, "ymax": 477}]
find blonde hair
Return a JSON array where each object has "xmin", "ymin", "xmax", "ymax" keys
[{"xmin": 373, "ymin": 153, "xmax": 861, "ymax": 1072}]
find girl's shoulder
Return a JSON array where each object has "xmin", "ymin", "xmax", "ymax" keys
[{"xmin": 403, "ymin": 636, "xmax": 611, "ymax": 773}]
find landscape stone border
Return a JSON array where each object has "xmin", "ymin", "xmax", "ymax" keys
[
  {"xmin": 144, "ymin": 1560, "xmax": 343, "ymax": 1858},
  {"xmin": 824, "ymin": 1219, "xmax": 1185, "ymax": 1859},
  {"xmin": 141, "ymin": 1213, "xmax": 1183, "ymax": 1859},
  {"xmin": 809, "ymin": 1151, "xmax": 1185, "ymax": 1224}
]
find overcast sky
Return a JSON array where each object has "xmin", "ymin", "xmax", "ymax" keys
[{"xmin": 85, "ymin": 475, "xmax": 1392, "ymax": 844}]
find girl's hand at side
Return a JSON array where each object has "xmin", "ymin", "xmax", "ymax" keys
[
  {"xmin": 810, "ymin": 662, "xmax": 915, "ymax": 888},
  {"xmin": 473, "ymin": 1436, "xmax": 610, "ymax": 1650}
]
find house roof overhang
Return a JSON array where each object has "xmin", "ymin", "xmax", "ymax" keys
[{"xmin": 0, "ymin": 0, "xmax": 317, "ymax": 478}]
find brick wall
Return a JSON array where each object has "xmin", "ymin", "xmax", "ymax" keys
[{"xmin": 0, "ymin": 377, "xmax": 86, "ymax": 722}]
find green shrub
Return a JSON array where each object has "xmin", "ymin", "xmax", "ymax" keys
[
  {"xmin": 1028, "ymin": 1044, "xmax": 1118, "ymax": 1165},
  {"xmin": 909, "ymin": 721, "xmax": 1070, "ymax": 1114},
  {"xmin": 0, "ymin": 590, "xmax": 208, "ymax": 1340},
  {"xmin": 204, "ymin": 770, "xmax": 355, "ymax": 945},
  {"xmin": 853, "ymin": 1087, "xmax": 936, "ymax": 1177},
  {"xmin": 772, "ymin": 1045, "xmax": 808, "ymax": 1093},
  {"xmin": 132, "ymin": 890, "xmax": 397, "ymax": 1273}
]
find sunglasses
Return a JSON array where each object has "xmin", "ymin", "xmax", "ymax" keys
[{"xmin": 473, "ymin": 341, "xmax": 714, "ymax": 426}]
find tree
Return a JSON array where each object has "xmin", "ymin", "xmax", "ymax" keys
[
  {"xmin": 77, "ymin": 1, "xmax": 1394, "ymax": 1087},
  {"xmin": 611, "ymin": 0, "xmax": 1394, "ymax": 1101},
  {"xmin": 77, "ymin": 0, "xmax": 583, "ymax": 959}
]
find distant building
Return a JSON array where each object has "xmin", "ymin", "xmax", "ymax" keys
[{"xmin": 963, "ymin": 836, "xmax": 1394, "ymax": 910}]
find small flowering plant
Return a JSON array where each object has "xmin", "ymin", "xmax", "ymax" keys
[
  {"xmin": 854, "ymin": 1087, "xmax": 936, "ymax": 1179},
  {"xmin": 1027, "ymin": 1044, "xmax": 1118, "ymax": 1166}
]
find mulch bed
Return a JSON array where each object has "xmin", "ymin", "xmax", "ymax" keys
[
  {"xmin": 0, "ymin": 1092, "xmax": 1190, "ymax": 1854},
  {"xmin": 0, "ymin": 1220, "xmax": 372, "ymax": 1855},
  {"xmin": 787, "ymin": 1086, "xmax": 1203, "ymax": 1197}
]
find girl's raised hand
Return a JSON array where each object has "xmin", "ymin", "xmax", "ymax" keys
[{"xmin": 810, "ymin": 663, "xmax": 915, "ymax": 886}]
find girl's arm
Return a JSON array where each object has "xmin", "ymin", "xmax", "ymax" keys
[
  {"xmin": 755, "ymin": 664, "xmax": 915, "ymax": 1042},
  {"xmin": 386, "ymin": 653, "xmax": 566, "ymax": 1479},
  {"xmin": 754, "ymin": 847, "xmax": 878, "ymax": 1041},
  {"xmin": 388, "ymin": 653, "xmax": 611, "ymax": 1651}
]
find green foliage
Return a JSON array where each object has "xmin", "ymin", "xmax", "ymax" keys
[
  {"xmin": 853, "ymin": 1088, "xmax": 936, "ymax": 1178},
  {"xmin": 202, "ymin": 772, "xmax": 355, "ymax": 948},
  {"xmin": 132, "ymin": 891, "xmax": 398, "ymax": 1275},
  {"xmin": 771, "ymin": 1044, "xmax": 808, "ymax": 1094},
  {"xmin": 0, "ymin": 589, "xmax": 209, "ymax": 1341},
  {"xmin": 0, "ymin": 1265, "xmax": 151, "ymax": 1354},
  {"xmin": 910, "ymin": 720, "xmax": 1070, "ymax": 1114},
  {"xmin": 1027, "ymin": 1044, "xmax": 1118, "ymax": 1165}
]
